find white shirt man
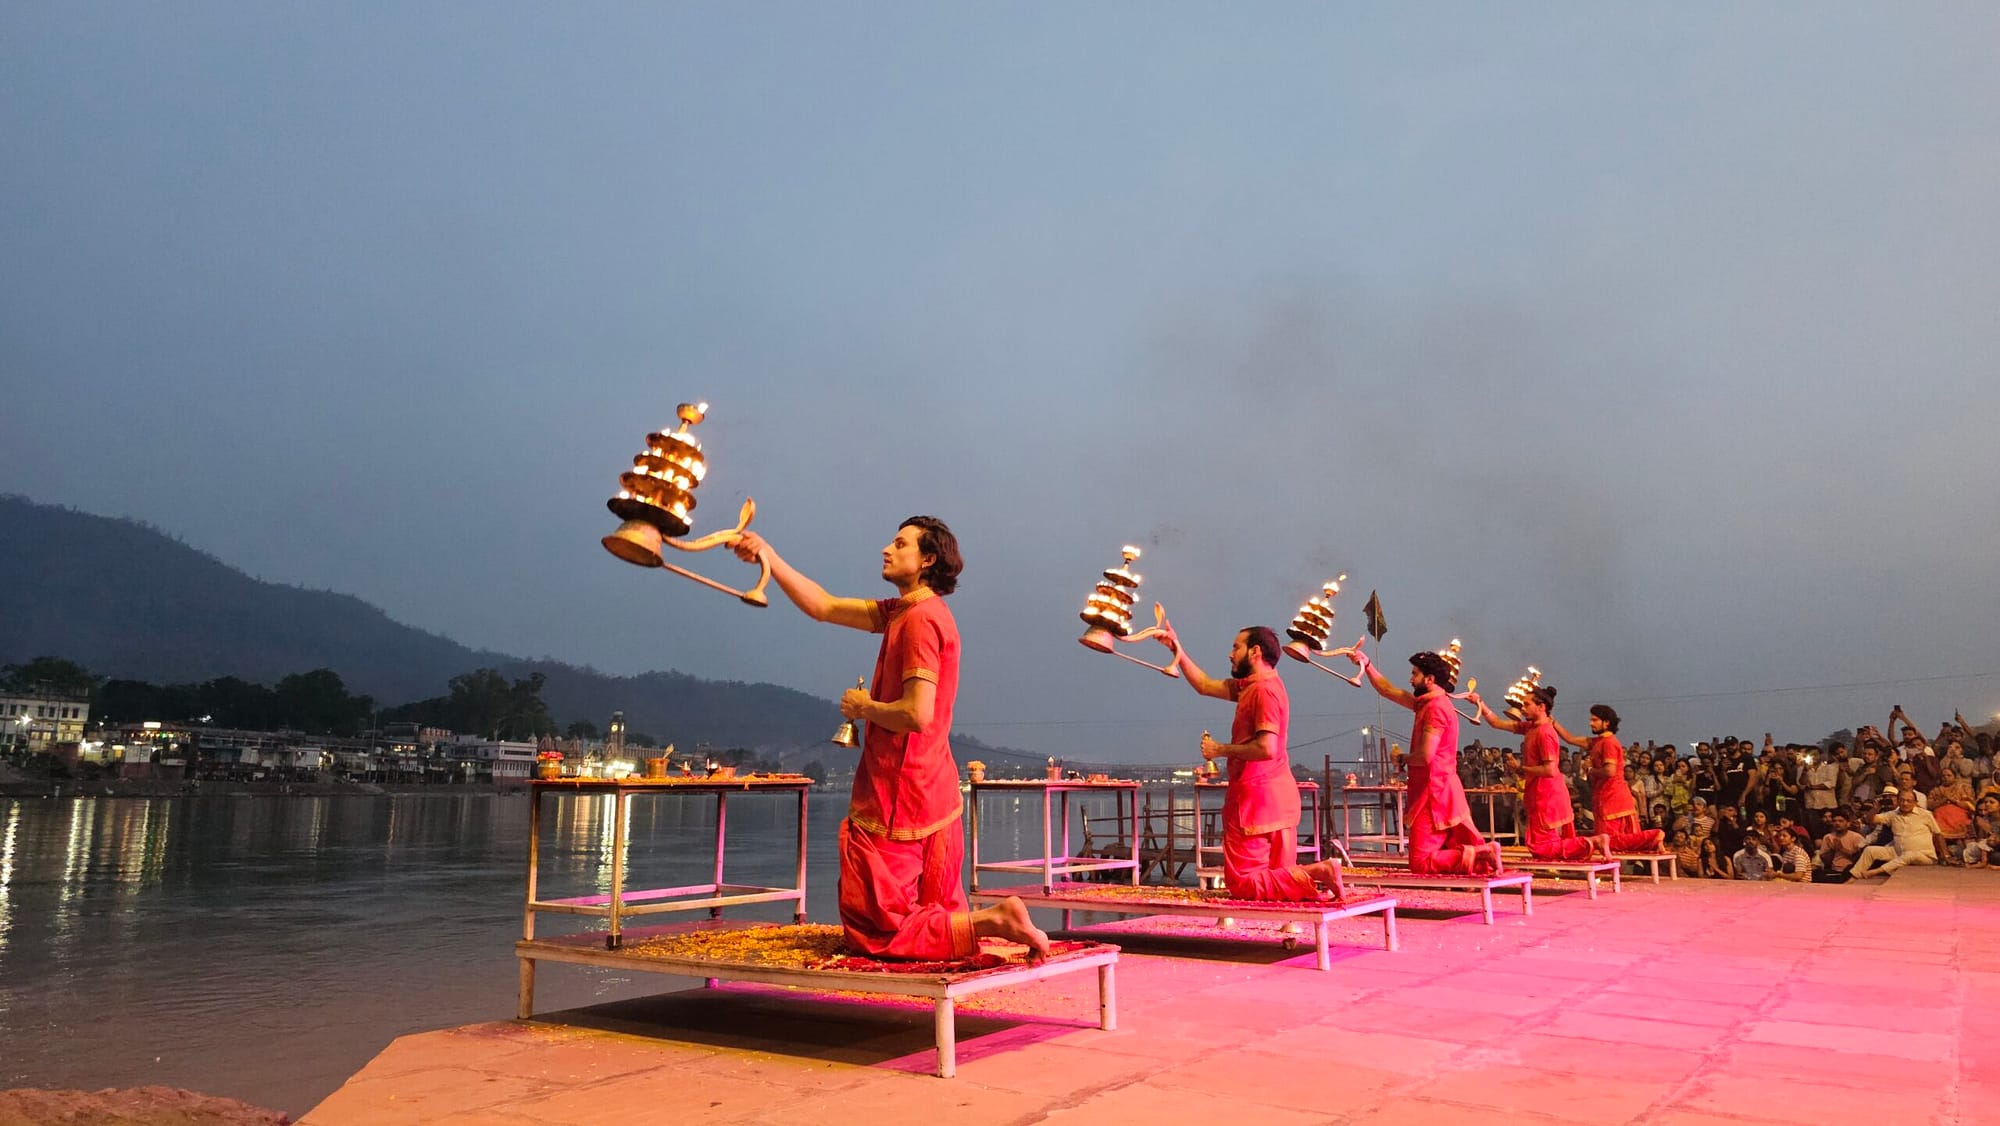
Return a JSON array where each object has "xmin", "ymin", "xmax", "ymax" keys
[
  {"xmin": 1851, "ymin": 791, "xmax": 1943, "ymax": 879},
  {"xmin": 1804, "ymin": 756, "xmax": 1840, "ymax": 814}
]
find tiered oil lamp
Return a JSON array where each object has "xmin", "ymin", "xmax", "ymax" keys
[
  {"xmin": 1502, "ymin": 666, "xmax": 1543, "ymax": 719},
  {"xmin": 1280, "ymin": 573, "xmax": 1366, "ymax": 686},
  {"xmin": 1435, "ymin": 638, "xmax": 1483, "ymax": 726},
  {"xmin": 1076, "ymin": 545, "xmax": 1181, "ymax": 676},
  {"xmin": 601, "ymin": 401, "xmax": 773, "ymax": 606}
]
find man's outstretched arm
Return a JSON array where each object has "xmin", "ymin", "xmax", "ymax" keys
[{"xmin": 733, "ymin": 532, "xmax": 878, "ymax": 631}]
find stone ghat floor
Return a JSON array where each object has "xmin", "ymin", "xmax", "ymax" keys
[{"xmin": 304, "ymin": 869, "xmax": 2000, "ymax": 1126}]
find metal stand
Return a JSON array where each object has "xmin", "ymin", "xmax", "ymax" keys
[{"xmin": 523, "ymin": 777, "xmax": 810, "ymax": 951}]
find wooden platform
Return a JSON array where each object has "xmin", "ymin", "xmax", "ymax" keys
[
  {"xmin": 514, "ymin": 921, "xmax": 1118, "ymax": 1078},
  {"xmin": 1336, "ymin": 866, "xmax": 1536, "ymax": 924},
  {"xmin": 1497, "ymin": 852, "xmax": 1622, "ymax": 898},
  {"xmin": 1613, "ymin": 851, "xmax": 1680, "ymax": 883},
  {"xmin": 971, "ymin": 882, "xmax": 1399, "ymax": 970}
]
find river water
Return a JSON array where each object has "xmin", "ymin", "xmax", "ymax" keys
[{"xmin": 0, "ymin": 791, "xmax": 1061, "ymax": 1117}]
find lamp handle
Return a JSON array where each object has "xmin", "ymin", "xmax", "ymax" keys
[
  {"xmin": 1111, "ymin": 602, "xmax": 1183, "ymax": 678},
  {"xmin": 660, "ymin": 497, "xmax": 773, "ymax": 606}
]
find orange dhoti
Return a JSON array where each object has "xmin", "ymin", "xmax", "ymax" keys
[
  {"xmin": 837, "ymin": 818, "xmax": 975, "ymax": 961},
  {"xmin": 1222, "ymin": 823, "xmax": 1320, "ymax": 901},
  {"xmin": 1603, "ymin": 822, "xmax": 1665, "ymax": 852}
]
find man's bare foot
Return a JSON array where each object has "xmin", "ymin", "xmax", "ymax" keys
[
  {"xmin": 970, "ymin": 896, "xmax": 1051, "ymax": 959},
  {"xmin": 1304, "ymin": 859, "xmax": 1347, "ymax": 899},
  {"xmin": 1593, "ymin": 834, "xmax": 1614, "ymax": 860},
  {"xmin": 1477, "ymin": 842, "xmax": 1504, "ymax": 874}
]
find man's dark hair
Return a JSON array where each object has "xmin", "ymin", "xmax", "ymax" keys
[
  {"xmin": 1529, "ymin": 685, "xmax": 1557, "ymax": 711},
  {"xmin": 900, "ymin": 515, "xmax": 962, "ymax": 596},
  {"xmin": 1589, "ymin": 704, "xmax": 1621, "ymax": 732},
  {"xmin": 1239, "ymin": 626, "xmax": 1280, "ymax": 668},
  {"xmin": 1409, "ymin": 651, "xmax": 1456, "ymax": 693}
]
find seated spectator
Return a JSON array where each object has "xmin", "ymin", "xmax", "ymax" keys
[
  {"xmin": 1648, "ymin": 801, "xmax": 1671, "ymax": 832},
  {"xmin": 1714, "ymin": 805, "xmax": 1747, "ymax": 858},
  {"xmin": 1698, "ymin": 837, "xmax": 1731, "ymax": 879},
  {"xmin": 1813, "ymin": 809, "xmax": 1865, "ymax": 883},
  {"xmin": 1733, "ymin": 831, "xmax": 1775, "ymax": 881},
  {"xmin": 1672, "ymin": 829, "xmax": 1700, "ymax": 875},
  {"xmin": 1962, "ymin": 795, "xmax": 2000, "ymax": 868},
  {"xmin": 1770, "ymin": 827, "xmax": 1811, "ymax": 882},
  {"xmin": 1930, "ymin": 766, "xmax": 1977, "ymax": 855},
  {"xmin": 1852, "ymin": 788, "xmax": 1944, "ymax": 879},
  {"xmin": 1896, "ymin": 769, "xmax": 1931, "ymax": 810},
  {"xmin": 1687, "ymin": 797, "xmax": 1715, "ymax": 841},
  {"xmin": 1665, "ymin": 759, "xmax": 1694, "ymax": 819}
]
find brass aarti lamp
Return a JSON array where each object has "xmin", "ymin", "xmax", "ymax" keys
[
  {"xmin": 1435, "ymin": 638, "xmax": 1483, "ymax": 726},
  {"xmin": 1502, "ymin": 666, "xmax": 1543, "ymax": 719},
  {"xmin": 1280, "ymin": 573, "xmax": 1366, "ymax": 686},
  {"xmin": 1076, "ymin": 545, "xmax": 1182, "ymax": 677},
  {"xmin": 601, "ymin": 402, "xmax": 773, "ymax": 606}
]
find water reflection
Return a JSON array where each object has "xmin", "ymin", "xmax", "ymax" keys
[
  {"xmin": 0, "ymin": 791, "xmax": 1086, "ymax": 1117},
  {"xmin": 0, "ymin": 803, "xmax": 18, "ymax": 949}
]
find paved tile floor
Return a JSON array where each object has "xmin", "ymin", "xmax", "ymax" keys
[{"xmin": 305, "ymin": 868, "xmax": 2000, "ymax": 1125}]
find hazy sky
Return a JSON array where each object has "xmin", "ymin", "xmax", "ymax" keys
[{"xmin": 4, "ymin": 5, "xmax": 1997, "ymax": 760}]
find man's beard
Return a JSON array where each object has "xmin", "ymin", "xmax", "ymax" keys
[{"xmin": 1231, "ymin": 656, "xmax": 1253, "ymax": 679}]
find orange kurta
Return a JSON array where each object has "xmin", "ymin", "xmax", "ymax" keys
[
  {"xmin": 1220, "ymin": 668, "xmax": 1315, "ymax": 901},
  {"xmin": 1405, "ymin": 690, "xmax": 1486, "ymax": 873},
  {"xmin": 839, "ymin": 590, "xmax": 973, "ymax": 959}
]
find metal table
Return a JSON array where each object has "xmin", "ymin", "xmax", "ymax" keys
[
  {"xmin": 524, "ymin": 776, "xmax": 810, "ymax": 950},
  {"xmin": 1339, "ymin": 783, "xmax": 1408, "ymax": 857},
  {"xmin": 1465, "ymin": 784, "xmax": 1523, "ymax": 846},
  {"xmin": 969, "ymin": 779, "xmax": 1141, "ymax": 892},
  {"xmin": 1191, "ymin": 779, "xmax": 1322, "ymax": 887}
]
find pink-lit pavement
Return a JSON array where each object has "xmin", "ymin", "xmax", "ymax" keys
[{"xmin": 304, "ymin": 868, "xmax": 2000, "ymax": 1125}]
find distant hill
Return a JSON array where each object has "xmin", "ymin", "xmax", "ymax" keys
[{"xmin": 0, "ymin": 495, "xmax": 1044, "ymax": 759}]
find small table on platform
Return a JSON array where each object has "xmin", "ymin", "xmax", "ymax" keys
[
  {"xmin": 524, "ymin": 776, "xmax": 810, "ymax": 950},
  {"xmin": 1191, "ymin": 779, "xmax": 1322, "ymax": 888},
  {"xmin": 1339, "ymin": 783, "xmax": 1409, "ymax": 858},
  {"xmin": 969, "ymin": 779, "xmax": 1141, "ymax": 892}
]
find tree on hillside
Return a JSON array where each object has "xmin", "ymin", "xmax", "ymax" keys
[
  {"xmin": 564, "ymin": 720, "xmax": 600, "ymax": 741},
  {"xmin": 436, "ymin": 668, "xmax": 555, "ymax": 741},
  {"xmin": 2, "ymin": 656, "xmax": 98, "ymax": 698},
  {"xmin": 272, "ymin": 669, "xmax": 372, "ymax": 736},
  {"xmin": 196, "ymin": 676, "xmax": 275, "ymax": 729}
]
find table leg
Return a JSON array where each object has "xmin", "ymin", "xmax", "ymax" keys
[
  {"xmin": 935, "ymin": 997, "xmax": 956, "ymax": 1078},
  {"xmin": 969, "ymin": 785, "xmax": 982, "ymax": 892},
  {"xmin": 1612, "ymin": 866, "xmax": 1622, "ymax": 893},
  {"xmin": 1586, "ymin": 871, "xmax": 1598, "ymax": 900},
  {"xmin": 609, "ymin": 790, "xmax": 628, "ymax": 949},
  {"xmin": 712, "ymin": 791, "xmax": 729, "ymax": 918},
  {"xmin": 1385, "ymin": 906, "xmax": 1399, "ymax": 952},
  {"xmin": 1042, "ymin": 788, "xmax": 1054, "ymax": 892},
  {"xmin": 1129, "ymin": 787, "xmax": 1140, "ymax": 885},
  {"xmin": 517, "ymin": 957, "xmax": 535, "ymax": 1019},
  {"xmin": 1316, "ymin": 923, "xmax": 1330, "ymax": 971},
  {"xmin": 795, "ymin": 788, "xmax": 809, "ymax": 922},
  {"xmin": 1099, "ymin": 962, "xmax": 1117, "ymax": 1031},
  {"xmin": 1481, "ymin": 887, "xmax": 1494, "ymax": 925},
  {"xmin": 524, "ymin": 787, "xmax": 541, "ymax": 943},
  {"xmin": 1061, "ymin": 791, "xmax": 1071, "ymax": 866},
  {"xmin": 1522, "ymin": 882, "xmax": 1534, "ymax": 916}
]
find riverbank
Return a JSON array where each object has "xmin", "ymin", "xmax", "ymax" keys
[
  {"xmin": 304, "ymin": 868, "xmax": 1999, "ymax": 1126},
  {"xmin": 0, "ymin": 772, "xmax": 533, "ymax": 800}
]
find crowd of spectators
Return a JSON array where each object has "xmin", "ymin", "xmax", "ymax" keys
[{"xmin": 1456, "ymin": 705, "xmax": 2000, "ymax": 883}]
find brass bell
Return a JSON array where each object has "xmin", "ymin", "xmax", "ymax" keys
[{"xmin": 830, "ymin": 676, "xmax": 865, "ymax": 747}]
